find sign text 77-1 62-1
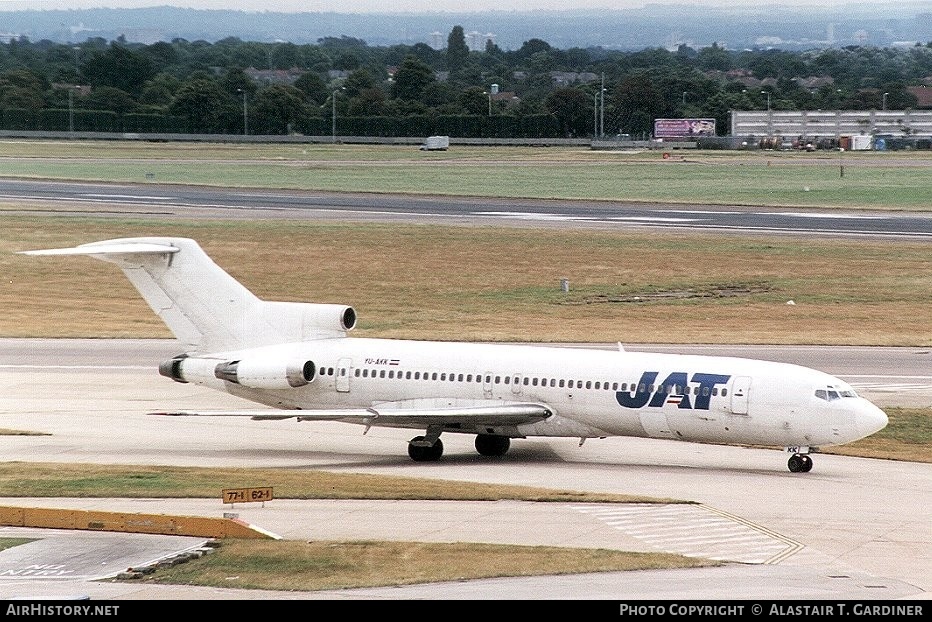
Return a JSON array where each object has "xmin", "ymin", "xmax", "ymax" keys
[{"xmin": 222, "ymin": 487, "xmax": 273, "ymax": 504}]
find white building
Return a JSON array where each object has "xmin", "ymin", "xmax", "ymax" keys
[{"xmin": 730, "ymin": 110, "xmax": 932, "ymax": 138}]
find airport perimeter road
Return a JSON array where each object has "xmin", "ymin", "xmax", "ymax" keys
[
  {"xmin": 0, "ymin": 338, "xmax": 929, "ymax": 600},
  {"xmin": 2, "ymin": 179, "xmax": 932, "ymax": 238}
]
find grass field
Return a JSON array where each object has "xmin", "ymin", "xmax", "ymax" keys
[
  {"xmin": 133, "ymin": 540, "xmax": 713, "ymax": 592},
  {"xmin": 3, "ymin": 217, "xmax": 930, "ymax": 346},
  {"xmin": 2, "ymin": 140, "xmax": 932, "ymax": 209},
  {"xmin": 0, "ymin": 462, "xmax": 674, "ymax": 502}
]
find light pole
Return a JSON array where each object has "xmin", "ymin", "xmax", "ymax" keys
[
  {"xmin": 331, "ymin": 88, "xmax": 344, "ymax": 143},
  {"xmin": 761, "ymin": 90, "xmax": 771, "ymax": 111},
  {"xmin": 882, "ymin": 92, "xmax": 889, "ymax": 111},
  {"xmin": 237, "ymin": 88, "xmax": 248, "ymax": 135},
  {"xmin": 488, "ymin": 92, "xmax": 492, "ymax": 116},
  {"xmin": 593, "ymin": 92, "xmax": 598, "ymax": 138},
  {"xmin": 68, "ymin": 87, "xmax": 75, "ymax": 133},
  {"xmin": 682, "ymin": 91, "xmax": 687, "ymax": 106},
  {"xmin": 599, "ymin": 73, "xmax": 605, "ymax": 138}
]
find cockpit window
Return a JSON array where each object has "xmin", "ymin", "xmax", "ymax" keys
[{"xmin": 815, "ymin": 385, "xmax": 858, "ymax": 401}]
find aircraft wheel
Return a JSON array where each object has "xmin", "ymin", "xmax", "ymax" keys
[
  {"xmin": 788, "ymin": 454, "xmax": 807, "ymax": 473},
  {"xmin": 801, "ymin": 454, "xmax": 813, "ymax": 472},
  {"xmin": 475, "ymin": 434, "xmax": 510, "ymax": 457},
  {"xmin": 408, "ymin": 436, "xmax": 444, "ymax": 462}
]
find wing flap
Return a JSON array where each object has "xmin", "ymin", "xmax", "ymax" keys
[
  {"xmin": 353, "ymin": 402, "xmax": 551, "ymax": 426},
  {"xmin": 149, "ymin": 409, "xmax": 355, "ymax": 421},
  {"xmin": 149, "ymin": 402, "xmax": 552, "ymax": 426}
]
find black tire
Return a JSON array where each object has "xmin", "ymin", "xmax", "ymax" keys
[
  {"xmin": 788, "ymin": 454, "xmax": 805, "ymax": 473},
  {"xmin": 475, "ymin": 434, "xmax": 510, "ymax": 457},
  {"xmin": 426, "ymin": 438, "xmax": 444, "ymax": 461},
  {"xmin": 408, "ymin": 436, "xmax": 444, "ymax": 462},
  {"xmin": 801, "ymin": 455, "xmax": 813, "ymax": 472}
]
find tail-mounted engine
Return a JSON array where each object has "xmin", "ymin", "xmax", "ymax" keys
[
  {"xmin": 159, "ymin": 354, "xmax": 315, "ymax": 389},
  {"xmin": 214, "ymin": 359, "xmax": 315, "ymax": 389},
  {"xmin": 260, "ymin": 301, "xmax": 357, "ymax": 341}
]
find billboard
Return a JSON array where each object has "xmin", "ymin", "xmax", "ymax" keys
[{"xmin": 654, "ymin": 118, "xmax": 716, "ymax": 138}]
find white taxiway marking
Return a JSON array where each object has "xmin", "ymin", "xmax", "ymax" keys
[
  {"xmin": 607, "ymin": 216, "xmax": 700, "ymax": 223},
  {"xmin": 574, "ymin": 503, "xmax": 802, "ymax": 564},
  {"xmin": 473, "ymin": 211, "xmax": 598, "ymax": 221},
  {"xmin": 474, "ymin": 211, "xmax": 701, "ymax": 223},
  {"xmin": 769, "ymin": 212, "xmax": 885, "ymax": 219},
  {"xmin": 851, "ymin": 383, "xmax": 932, "ymax": 392},
  {"xmin": 80, "ymin": 194, "xmax": 173, "ymax": 201}
]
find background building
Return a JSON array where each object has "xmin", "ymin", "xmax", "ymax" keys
[{"xmin": 731, "ymin": 109, "xmax": 932, "ymax": 139}]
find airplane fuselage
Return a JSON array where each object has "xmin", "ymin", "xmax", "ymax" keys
[
  {"xmin": 25, "ymin": 236, "xmax": 889, "ymax": 471},
  {"xmin": 173, "ymin": 338, "xmax": 887, "ymax": 451}
]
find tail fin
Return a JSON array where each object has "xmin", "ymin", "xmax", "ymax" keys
[{"xmin": 20, "ymin": 237, "xmax": 356, "ymax": 353}]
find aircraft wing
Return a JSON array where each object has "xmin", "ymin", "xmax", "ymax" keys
[{"xmin": 149, "ymin": 402, "xmax": 552, "ymax": 426}]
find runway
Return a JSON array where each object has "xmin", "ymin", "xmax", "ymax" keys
[
  {"xmin": 3, "ymin": 178, "xmax": 932, "ymax": 238},
  {"xmin": 0, "ymin": 339, "xmax": 929, "ymax": 600}
]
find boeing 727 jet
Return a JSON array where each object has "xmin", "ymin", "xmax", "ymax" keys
[{"xmin": 21, "ymin": 237, "xmax": 889, "ymax": 472}]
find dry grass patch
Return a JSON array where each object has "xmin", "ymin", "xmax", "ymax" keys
[
  {"xmin": 135, "ymin": 539, "xmax": 714, "ymax": 592},
  {"xmin": 0, "ymin": 537, "xmax": 37, "ymax": 551},
  {"xmin": 0, "ymin": 429, "xmax": 50, "ymax": 436},
  {"xmin": 4, "ymin": 217, "xmax": 930, "ymax": 345},
  {"xmin": 0, "ymin": 462, "xmax": 673, "ymax": 502}
]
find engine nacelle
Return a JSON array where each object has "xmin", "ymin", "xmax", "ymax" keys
[
  {"xmin": 159, "ymin": 354, "xmax": 315, "ymax": 389},
  {"xmin": 260, "ymin": 301, "xmax": 357, "ymax": 340},
  {"xmin": 159, "ymin": 354, "xmax": 190, "ymax": 383},
  {"xmin": 214, "ymin": 358, "xmax": 316, "ymax": 389}
]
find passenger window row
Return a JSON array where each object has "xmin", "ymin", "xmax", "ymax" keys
[{"xmin": 319, "ymin": 366, "xmax": 729, "ymax": 396}]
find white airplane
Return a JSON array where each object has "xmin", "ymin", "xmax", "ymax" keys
[{"xmin": 21, "ymin": 237, "xmax": 889, "ymax": 472}]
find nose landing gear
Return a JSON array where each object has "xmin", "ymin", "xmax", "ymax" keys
[{"xmin": 787, "ymin": 452, "xmax": 813, "ymax": 473}]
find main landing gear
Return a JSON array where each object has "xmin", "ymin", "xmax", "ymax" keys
[
  {"xmin": 787, "ymin": 452, "xmax": 813, "ymax": 473},
  {"xmin": 407, "ymin": 432, "xmax": 512, "ymax": 462},
  {"xmin": 475, "ymin": 433, "xmax": 510, "ymax": 457},
  {"xmin": 408, "ymin": 424, "xmax": 444, "ymax": 461},
  {"xmin": 408, "ymin": 435, "xmax": 444, "ymax": 461}
]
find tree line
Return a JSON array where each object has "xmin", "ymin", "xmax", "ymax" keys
[{"xmin": 2, "ymin": 28, "xmax": 932, "ymax": 138}]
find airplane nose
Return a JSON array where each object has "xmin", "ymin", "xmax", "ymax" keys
[{"xmin": 857, "ymin": 401, "xmax": 888, "ymax": 438}]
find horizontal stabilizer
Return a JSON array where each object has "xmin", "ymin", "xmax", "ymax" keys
[{"xmin": 19, "ymin": 242, "xmax": 179, "ymax": 256}]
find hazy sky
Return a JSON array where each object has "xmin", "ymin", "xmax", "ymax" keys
[{"xmin": 0, "ymin": 0, "xmax": 908, "ymax": 12}]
